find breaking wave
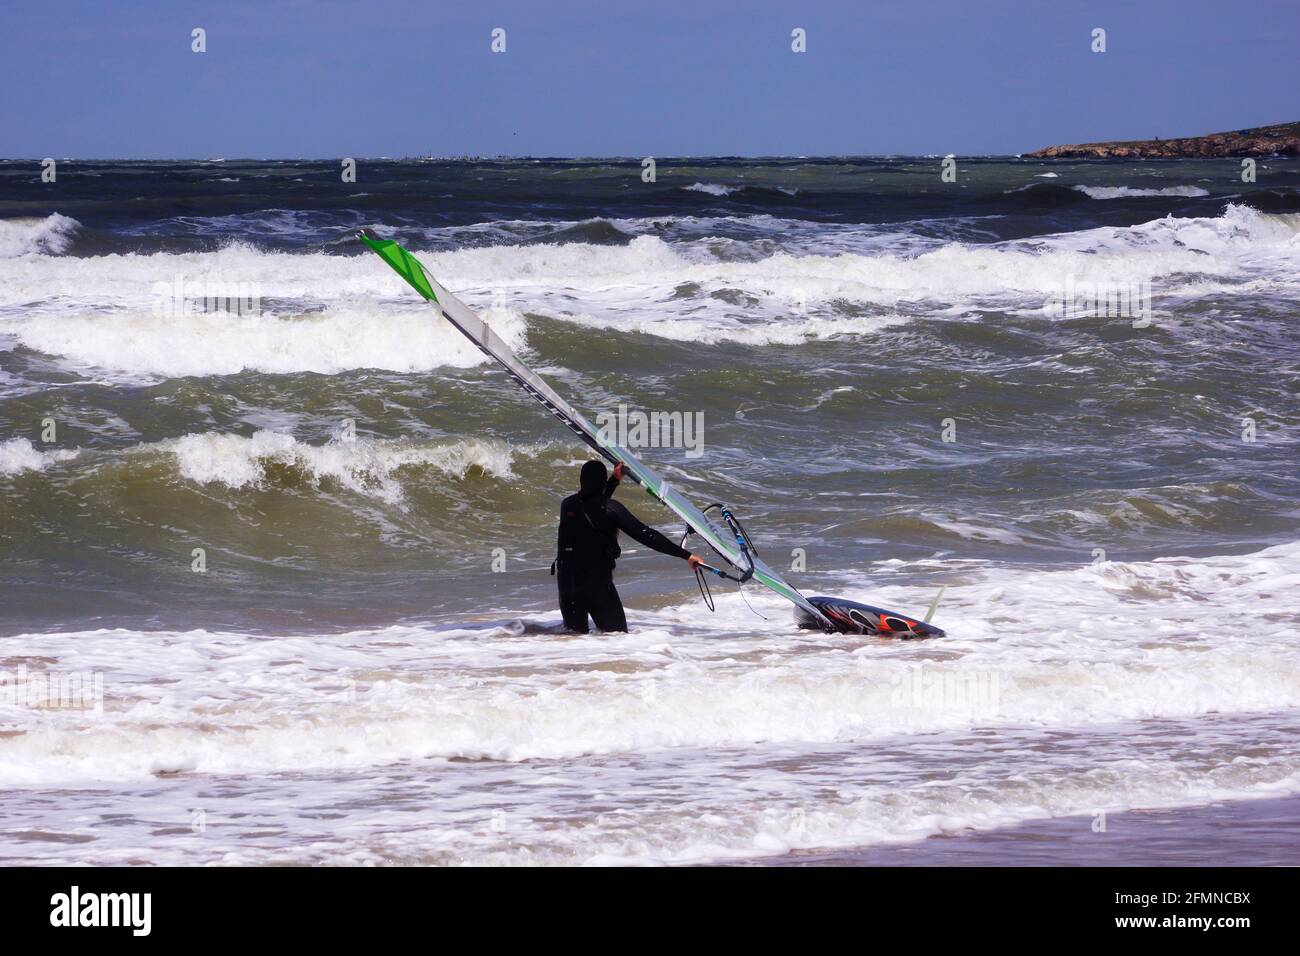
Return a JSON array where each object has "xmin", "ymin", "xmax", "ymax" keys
[
  {"xmin": 0, "ymin": 206, "xmax": 1296, "ymax": 377},
  {"xmin": 0, "ymin": 437, "xmax": 79, "ymax": 475},
  {"xmin": 0, "ymin": 213, "xmax": 82, "ymax": 257},
  {"xmin": 163, "ymin": 431, "xmax": 519, "ymax": 504},
  {"xmin": 1072, "ymin": 185, "xmax": 1211, "ymax": 199}
]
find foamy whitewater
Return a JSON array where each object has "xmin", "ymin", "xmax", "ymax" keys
[{"xmin": 1, "ymin": 157, "xmax": 1298, "ymax": 864}]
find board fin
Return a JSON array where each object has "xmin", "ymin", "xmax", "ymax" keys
[{"xmin": 924, "ymin": 585, "xmax": 947, "ymax": 624}]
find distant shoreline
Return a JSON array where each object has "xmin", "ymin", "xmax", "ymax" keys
[{"xmin": 1030, "ymin": 121, "xmax": 1300, "ymax": 159}]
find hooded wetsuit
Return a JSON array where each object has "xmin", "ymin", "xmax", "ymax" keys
[{"xmin": 554, "ymin": 460, "xmax": 692, "ymax": 632}]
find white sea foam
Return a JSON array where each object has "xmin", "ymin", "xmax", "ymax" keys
[
  {"xmin": 1072, "ymin": 184, "xmax": 1210, "ymax": 199},
  {"xmin": 0, "ymin": 437, "xmax": 78, "ymax": 475},
  {"xmin": 0, "ymin": 213, "xmax": 81, "ymax": 257},
  {"xmin": 3, "ymin": 539, "xmax": 1297, "ymax": 788},
  {"xmin": 683, "ymin": 182, "xmax": 737, "ymax": 196},
  {"xmin": 0, "ymin": 239, "xmax": 530, "ymax": 376},
  {"xmin": 5, "ymin": 302, "xmax": 526, "ymax": 378},
  {"xmin": 163, "ymin": 431, "xmax": 519, "ymax": 502}
]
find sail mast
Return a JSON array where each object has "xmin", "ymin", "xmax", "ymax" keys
[{"xmin": 357, "ymin": 229, "xmax": 834, "ymax": 630}]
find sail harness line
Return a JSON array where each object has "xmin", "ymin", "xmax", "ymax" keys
[{"xmin": 356, "ymin": 229, "xmax": 835, "ymax": 631}]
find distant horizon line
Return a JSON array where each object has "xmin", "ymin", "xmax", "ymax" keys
[
  {"xmin": 10, "ymin": 121, "xmax": 1294, "ymax": 164},
  {"xmin": 0, "ymin": 153, "xmax": 1162, "ymax": 163}
]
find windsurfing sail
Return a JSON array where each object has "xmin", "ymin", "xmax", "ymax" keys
[{"xmin": 357, "ymin": 229, "xmax": 835, "ymax": 630}]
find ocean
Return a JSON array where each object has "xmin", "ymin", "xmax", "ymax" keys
[{"xmin": 1, "ymin": 156, "xmax": 1298, "ymax": 864}]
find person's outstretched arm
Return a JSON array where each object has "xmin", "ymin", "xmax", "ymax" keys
[{"xmin": 607, "ymin": 499, "xmax": 698, "ymax": 563}]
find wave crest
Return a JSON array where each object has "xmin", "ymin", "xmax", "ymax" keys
[
  {"xmin": 0, "ymin": 437, "xmax": 79, "ymax": 475},
  {"xmin": 165, "ymin": 431, "xmax": 519, "ymax": 503},
  {"xmin": 0, "ymin": 214, "xmax": 82, "ymax": 258}
]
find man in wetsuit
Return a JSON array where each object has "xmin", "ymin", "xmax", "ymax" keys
[{"xmin": 554, "ymin": 459, "xmax": 704, "ymax": 632}]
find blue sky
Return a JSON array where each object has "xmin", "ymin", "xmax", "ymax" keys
[{"xmin": 4, "ymin": 0, "xmax": 1297, "ymax": 158}]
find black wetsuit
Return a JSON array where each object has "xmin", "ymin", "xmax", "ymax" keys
[{"xmin": 554, "ymin": 466, "xmax": 690, "ymax": 633}]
